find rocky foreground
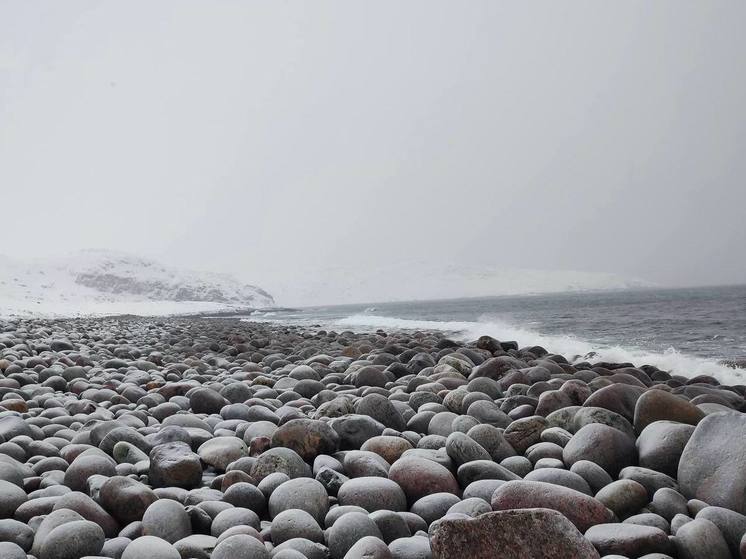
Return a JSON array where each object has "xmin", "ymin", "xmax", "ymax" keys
[{"xmin": 0, "ymin": 317, "xmax": 744, "ymax": 559}]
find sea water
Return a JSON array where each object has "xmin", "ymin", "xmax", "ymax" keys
[{"xmin": 243, "ymin": 285, "xmax": 746, "ymax": 385}]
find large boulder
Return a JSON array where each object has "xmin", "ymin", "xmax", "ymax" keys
[
  {"xmin": 678, "ymin": 412, "xmax": 746, "ymax": 514},
  {"xmin": 491, "ymin": 480, "xmax": 615, "ymax": 532},
  {"xmin": 430, "ymin": 508, "xmax": 600, "ymax": 559}
]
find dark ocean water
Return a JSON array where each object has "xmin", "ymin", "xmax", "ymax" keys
[{"xmin": 243, "ymin": 285, "xmax": 746, "ymax": 384}]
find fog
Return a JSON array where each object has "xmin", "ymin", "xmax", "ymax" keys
[{"xmin": 1, "ymin": 1, "xmax": 745, "ymax": 305}]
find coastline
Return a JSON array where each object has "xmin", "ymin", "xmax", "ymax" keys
[{"xmin": 0, "ymin": 315, "xmax": 744, "ymax": 557}]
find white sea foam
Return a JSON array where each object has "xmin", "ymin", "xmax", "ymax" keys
[{"xmin": 336, "ymin": 314, "xmax": 746, "ymax": 385}]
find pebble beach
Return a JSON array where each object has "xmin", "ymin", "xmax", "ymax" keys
[{"xmin": 0, "ymin": 315, "xmax": 744, "ymax": 559}]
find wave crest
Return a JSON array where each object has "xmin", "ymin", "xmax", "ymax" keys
[{"xmin": 336, "ymin": 314, "xmax": 746, "ymax": 385}]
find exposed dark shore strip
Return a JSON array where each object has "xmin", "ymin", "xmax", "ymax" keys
[{"xmin": 0, "ymin": 315, "xmax": 744, "ymax": 559}]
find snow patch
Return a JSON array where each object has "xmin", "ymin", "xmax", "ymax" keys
[{"xmin": 0, "ymin": 249, "xmax": 274, "ymax": 318}]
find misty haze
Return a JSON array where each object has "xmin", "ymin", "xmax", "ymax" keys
[{"xmin": 1, "ymin": 3, "xmax": 745, "ymax": 559}]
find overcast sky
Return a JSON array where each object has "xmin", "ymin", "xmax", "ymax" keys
[{"xmin": 1, "ymin": 1, "xmax": 744, "ymax": 299}]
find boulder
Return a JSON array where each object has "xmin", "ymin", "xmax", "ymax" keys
[
  {"xmin": 585, "ymin": 523, "xmax": 672, "ymax": 557},
  {"xmin": 430, "ymin": 508, "xmax": 600, "ymax": 558},
  {"xmin": 678, "ymin": 412, "xmax": 746, "ymax": 514},
  {"xmin": 271, "ymin": 419, "xmax": 340, "ymax": 462},
  {"xmin": 491, "ymin": 480, "xmax": 615, "ymax": 532},
  {"xmin": 147, "ymin": 443, "xmax": 199, "ymax": 488},
  {"xmin": 563, "ymin": 424, "xmax": 636, "ymax": 476},
  {"xmin": 634, "ymin": 389, "xmax": 705, "ymax": 433},
  {"xmin": 388, "ymin": 456, "xmax": 460, "ymax": 504}
]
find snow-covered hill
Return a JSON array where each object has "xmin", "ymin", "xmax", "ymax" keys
[
  {"xmin": 0, "ymin": 250, "xmax": 274, "ymax": 318},
  {"xmin": 260, "ymin": 261, "xmax": 653, "ymax": 307}
]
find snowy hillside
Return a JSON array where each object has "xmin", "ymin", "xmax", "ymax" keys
[
  {"xmin": 260, "ymin": 262, "xmax": 653, "ymax": 307},
  {"xmin": 0, "ymin": 250, "xmax": 274, "ymax": 318}
]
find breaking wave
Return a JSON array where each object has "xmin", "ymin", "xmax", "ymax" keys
[{"xmin": 335, "ymin": 314, "xmax": 746, "ymax": 385}]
